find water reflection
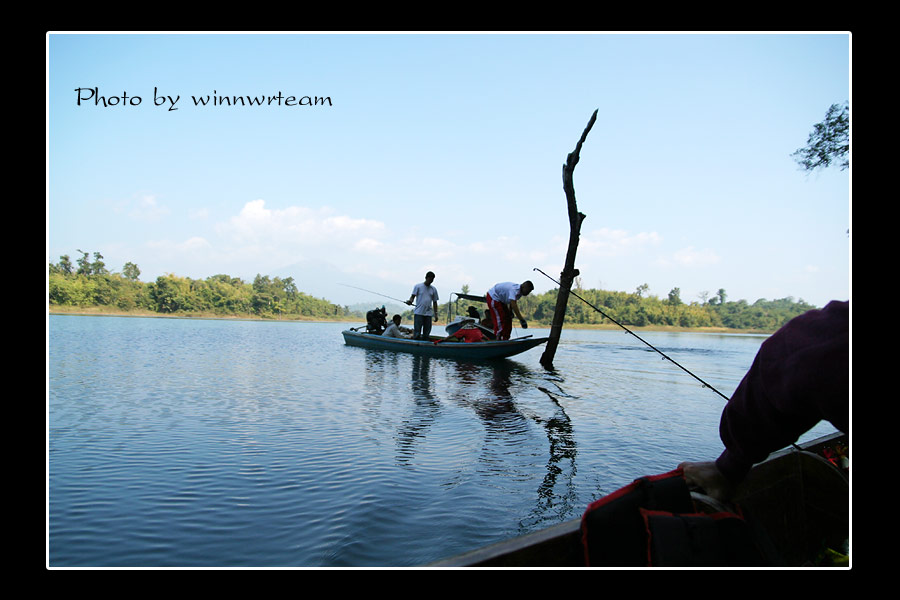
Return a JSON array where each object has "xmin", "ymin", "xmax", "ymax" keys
[
  {"xmin": 398, "ymin": 355, "xmax": 579, "ymax": 531},
  {"xmin": 526, "ymin": 386, "xmax": 578, "ymax": 530},
  {"xmin": 394, "ymin": 355, "xmax": 441, "ymax": 465}
]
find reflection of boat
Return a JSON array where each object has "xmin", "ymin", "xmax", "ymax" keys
[
  {"xmin": 430, "ymin": 432, "xmax": 848, "ymax": 567},
  {"xmin": 342, "ymin": 329, "xmax": 548, "ymax": 360}
]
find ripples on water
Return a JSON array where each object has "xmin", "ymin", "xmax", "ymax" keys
[{"xmin": 47, "ymin": 315, "xmax": 836, "ymax": 567}]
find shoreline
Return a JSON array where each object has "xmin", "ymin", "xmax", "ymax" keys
[{"xmin": 47, "ymin": 306, "xmax": 774, "ymax": 335}]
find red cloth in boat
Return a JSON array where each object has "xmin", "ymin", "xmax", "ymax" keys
[{"xmin": 451, "ymin": 328, "xmax": 484, "ymax": 343}]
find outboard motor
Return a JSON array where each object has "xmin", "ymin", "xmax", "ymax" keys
[{"xmin": 366, "ymin": 306, "xmax": 388, "ymax": 335}]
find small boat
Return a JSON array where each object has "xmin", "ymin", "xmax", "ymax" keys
[
  {"xmin": 429, "ymin": 432, "xmax": 849, "ymax": 567},
  {"xmin": 341, "ymin": 329, "xmax": 549, "ymax": 360},
  {"xmin": 344, "ymin": 291, "xmax": 547, "ymax": 360}
]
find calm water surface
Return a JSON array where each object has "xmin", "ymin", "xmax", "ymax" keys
[{"xmin": 47, "ymin": 315, "xmax": 835, "ymax": 567}]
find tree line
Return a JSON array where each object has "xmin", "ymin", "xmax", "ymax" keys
[
  {"xmin": 511, "ymin": 284, "xmax": 818, "ymax": 332},
  {"xmin": 49, "ymin": 251, "xmax": 821, "ymax": 331},
  {"xmin": 49, "ymin": 251, "xmax": 351, "ymax": 319}
]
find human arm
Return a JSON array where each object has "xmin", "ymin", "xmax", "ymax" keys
[
  {"xmin": 434, "ymin": 332, "xmax": 460, "ymax": 344},
  {"xmin": 509, "ymin": 300, "xmax": 527, "ymax": 328},
  {"xmin": 714, "ymin": 301, "xmax": 849, "ymax": 484}
]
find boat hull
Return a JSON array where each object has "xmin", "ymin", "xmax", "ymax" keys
[{"xmin": 342, "ymin": 329, "xmax": 548, "ymax": 360}]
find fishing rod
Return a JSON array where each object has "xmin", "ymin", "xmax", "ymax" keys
[
  {"xmin": 533, "ymin": 268, "xmax": 731, "ymax": 402},
  {"xmin": 338, "ymin": 284, "xmax": 411, "ymax": 306}
]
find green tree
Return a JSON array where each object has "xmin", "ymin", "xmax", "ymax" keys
[
  {"xmin": 90, "ymin": 252, "xmax": 109, "ymax": 276},
  {"xmin": 122, "ymin": 261, "xmax": 141, "ymax": 281},
  {"xmin": 667, "ymin": 287, "xmax": 682, "ymax": 306},
  {"xmin": 792, "ymin": 102, "xmax": 849, "ymax": 172},
  {"xmin": 56, "ymin": 255, "xmax": 73, "ymax": 275},
  {"xmin": 283, "ymin": 276, "xmax": 298, "ymax": 299},
  {"xmin": 149, "ymin": 274, "xmax": 194, "ymax": 313},
  {"xmin": 75, "ymin": 250, "xmax": 91, "ymax": 275}
]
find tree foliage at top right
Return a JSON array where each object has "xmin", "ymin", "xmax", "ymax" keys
[{"xmin": 792, "ymin": 102, "xmax": 849, "ymax": 172}]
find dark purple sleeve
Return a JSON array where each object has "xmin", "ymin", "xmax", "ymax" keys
[{"xmin": 715, "ymin": 300, "xmax": 849, "ymax": 483}]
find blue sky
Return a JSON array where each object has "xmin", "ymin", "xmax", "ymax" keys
[{"xmin": 47, "ymin": 32, "xmax": 850, "ymax": 308}]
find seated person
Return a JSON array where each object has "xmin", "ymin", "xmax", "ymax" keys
[
  {"xmin": 480, "ymin": 309, "xmax": 493, "ymax": 330},
  {"xmin": 479, "ymin": 309, "xmax": 496, "ymax": 339},
  {"xmin": 382, "ymin": 314, "xmax": 413, "ymax": 338},
  {"xmin": 434, "ymin": 323, "xmax": 485, "ymax": 344}
]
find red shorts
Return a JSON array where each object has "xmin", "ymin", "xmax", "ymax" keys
[{"xmin": 485, "ymin": 294, "xmax": 512, "ymax": 340}]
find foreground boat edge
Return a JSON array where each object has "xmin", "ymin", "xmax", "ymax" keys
[{"xmin": 428, "ymin": 432, "xmax": 848, "ymax": 567}]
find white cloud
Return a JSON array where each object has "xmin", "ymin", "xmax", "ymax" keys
[
  {"xmin": 181, "ymin": 237, "xmax": 212, "ymax": 251},
  {"xmin": 147, "ymin": 237, "xmax": 203, "ymax": 251},
  {"xmin": 216, "ymin": 199, "xmax": 385, "ymax": 246},
  {"xmin": 354, "ymin": 238, "xmax": 384, "ymax": 253},
  {"xmin": 665, "ymin": 246, "xmax": 721, "ymax": 267},
  {"xmin": 417, "ymin": 237, "xmax": 456, "ymax": 260},
  {"xmin": 578, "ymin": 228, "xmax": 662, "ymax": 258},
  {"xmin": 139, "ymin": 199, "xmax": 641, "ymax": 298},
  {"xmin": 120, "ymin": 194, "xmax": 170, "ymax": 223},
  {"xmin": 146, "ymin": 236, "xmax": 212, "ymax": 257},
  {"xmin": 324, "ymin": 215, "xmax": 382, "ymax": 233}
]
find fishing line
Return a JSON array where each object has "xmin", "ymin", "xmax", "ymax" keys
[
  {"xmin": 533, "ymin": 268, "xmax": 731, "ymax": 402},
  {"xmin": 338, "ymin": 283, "xmax": 411, "ymax": 306}
]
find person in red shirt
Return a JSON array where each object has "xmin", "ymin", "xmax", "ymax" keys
[{"xmin": 434, "ymin": 323, "xmax": 485, "ymax": 344}]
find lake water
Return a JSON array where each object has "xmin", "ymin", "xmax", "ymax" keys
[{"xmin": 47, "ymin": 314, "xmax": 836, "ymax": 567}]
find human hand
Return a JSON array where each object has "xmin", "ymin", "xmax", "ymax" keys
[{"xmin": 678, "ymin": 461, "xmax": 736, "ymax": 503}]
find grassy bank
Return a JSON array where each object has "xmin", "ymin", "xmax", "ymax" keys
[{"xmin": 47, "ymin": 305, "xmax": 354, "ymax": 323}]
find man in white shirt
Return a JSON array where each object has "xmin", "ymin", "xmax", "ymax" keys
[
  {"xmin": 406, "ymin": 271, "xmax": 440, "ymax": 340},
  {"xmin": 485, "ymin": 280, "xmax": 534, "ymax": 340},
  {"xmin": 382, "ymin": 314, "xmax": 413, "ymax": 338}
]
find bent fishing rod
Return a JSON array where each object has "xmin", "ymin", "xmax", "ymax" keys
[
  {"xmin": 338, "ymin": 284, "xmax": 411, "ymax": 306},
  {"xmin": 533, "ymin": 267, "xmax": 731, "ymax": 402},
  {"xmin": 340, "ymin": 283, "xmax": 445, "ymax": 310}
]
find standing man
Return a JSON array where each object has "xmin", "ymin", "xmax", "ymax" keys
[
  {"xmin": 485, "ymin": 280, "xmax": 534, "ymax": 341},
  {"xmin": 407, "ymin": 271, "xmax": 440, "ymax": 340}
]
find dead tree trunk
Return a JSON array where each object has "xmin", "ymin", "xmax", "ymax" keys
[{"xmin": 540, "ymin": 109, "xmax": 597, "ymax": 368}]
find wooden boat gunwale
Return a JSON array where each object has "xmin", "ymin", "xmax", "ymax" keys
[{"xmin": 429, "ymin": 432, "xmax": 848, "ymax": 567}]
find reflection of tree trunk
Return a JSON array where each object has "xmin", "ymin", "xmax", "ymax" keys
[
  {"xmin": 540, "ymin": 110, "xmax": 597, "ymax": 369},
  {"xmin": 524, "ymin": 386, "xmax": 578, "ymax": 529}
]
